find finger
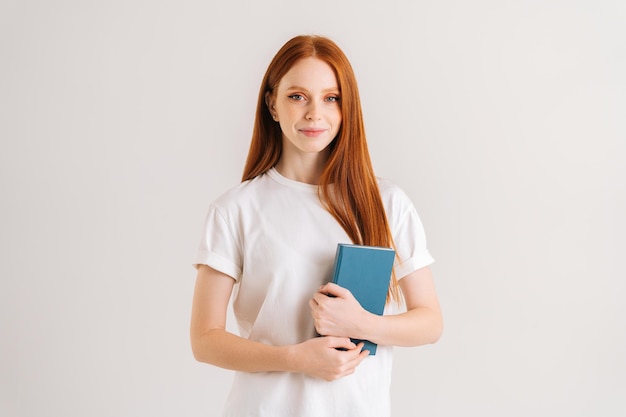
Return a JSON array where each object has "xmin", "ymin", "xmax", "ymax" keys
[
  {"xmin": 311, "ymin": 292, "xmax": 328, "ymax": 305},
  {"xmin": 321, "ymin": 282, "xmax": 349, "ymax": 298},
  {"xmin": 326, "ymin": 336, "xmax": 356, "ymax": 350},
  {"xmin": 352, "ymin": 351, "xmax": 369, "ymax": 366},
  {"xmin": 346, "ymin": 344, "xmax": 370, "ymax": 364},
  {"xmin": 354, "ymin": 344, "xmax": 370, "ymax": 360},
  {"xmin": 354, "ymin": 342, "xmax": 367, "ymax": 354}
]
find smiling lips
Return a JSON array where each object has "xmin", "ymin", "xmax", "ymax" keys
[{"xmin": 299, "ymin": 128, "xmax": 327, "ymax": 138}]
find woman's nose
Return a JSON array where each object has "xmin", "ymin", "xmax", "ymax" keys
[{"xmin": 305, "ymin": 102, "xmax": 321, "ymax": 121}]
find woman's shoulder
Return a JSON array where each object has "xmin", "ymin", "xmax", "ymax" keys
[
  {"xmin": 376, "ymin": 176, "xmax": 409, "ymax": 199},
  {"xmin": 209, "ymin": 172, "xmax": 270, "ymax": 209},
  {"xmin": 376, "ymin": 176, "xmax": 416, "ymax": 213}
]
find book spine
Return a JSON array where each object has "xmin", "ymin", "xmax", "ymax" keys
[{"xmin": 331, "ymin": 245, "xmax": 343, "ymax": 284}]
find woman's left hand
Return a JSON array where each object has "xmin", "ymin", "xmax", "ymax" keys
[{"xmin": 309, "ymin": 282, "xmax": 371, "ymax": 339}]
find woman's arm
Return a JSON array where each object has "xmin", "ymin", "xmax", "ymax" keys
[
  {"xmin": 190, "ymin": 264, "xmax": 369, "ymax": 381},
  {"xmin": 310, "ymin": 266, "xmax": 443, "ymax": 347}
]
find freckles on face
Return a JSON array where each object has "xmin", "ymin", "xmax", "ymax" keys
[{"xmin": 271, "ymin": 57, "xmax": 342, "ymax": 155}]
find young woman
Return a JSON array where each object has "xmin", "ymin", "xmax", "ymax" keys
[{"xmin": 191, "ymin": 35, "xmax": 442, "ymax": 417}]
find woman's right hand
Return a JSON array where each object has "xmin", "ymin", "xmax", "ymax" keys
[{"xmin": 287, "ymin": 336, "xmax": 369, "ymax": 381}]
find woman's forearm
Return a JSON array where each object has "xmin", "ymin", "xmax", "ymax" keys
[
  {"xmin": 192, "ymin": 328, "xmax": 370, "ymax": 381},
  {"xmin": 311, "ymin": 266, "xmax": 443, "ymax": 348},
  {"xmin": 361, "ymin": 306, "xmax": 443, "ymax": 347},
  {"xmin": 192, "ymin": 328, "xmax": 293, "ymax": 373},
  {"xmin": 361, "ymin": 265, "xmax": 443, "ymax": 347}
]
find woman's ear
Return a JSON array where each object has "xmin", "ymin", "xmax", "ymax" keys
[{"xmin": 265, "ymin": 92, "xmax": 278, "ymax": 121}]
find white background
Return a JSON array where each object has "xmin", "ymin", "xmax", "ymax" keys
[{"xmin": 1, "ymin": 1, "xmax": 625, "ymax": 416}]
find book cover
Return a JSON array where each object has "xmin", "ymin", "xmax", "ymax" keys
[{"xmin": 330, "ymin": 243, "xmax": 396, "ymax": 355}]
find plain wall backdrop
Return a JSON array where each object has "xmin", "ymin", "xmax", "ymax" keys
[{"xmin": 1, "ymin": 1, "xmax": 625, "ymax": 416}]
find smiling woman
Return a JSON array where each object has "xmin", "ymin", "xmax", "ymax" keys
[{"xmin": 190, "ymin": 35, "xmax": 442, "ymax": 417}]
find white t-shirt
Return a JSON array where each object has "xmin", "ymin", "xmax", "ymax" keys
[{"xmin": 194, "ymin": 168, "xmax": 434, "ymax": 417}]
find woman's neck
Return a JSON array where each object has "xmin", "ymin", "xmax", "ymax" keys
[{"xmin": 274, "ymin": 151, "xmax": 329, "ymax": 185}]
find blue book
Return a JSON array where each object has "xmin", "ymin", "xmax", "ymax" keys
[{"xmin": 331, "ymin": 243, "xmax": 396, "ymax": 355}]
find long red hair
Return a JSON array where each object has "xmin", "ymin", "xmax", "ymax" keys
[{"xmin": 242, "ymin": 35, "xmax": 399, "ymax": 301}]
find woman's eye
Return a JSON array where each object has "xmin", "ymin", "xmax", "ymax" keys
[
  {"xmin": 326, "ymin": 96, "xmax": 340, "ymax": 103},
  {"xmin": 288, "ymin": 94, "xmax": 304, "ymax": 101}
]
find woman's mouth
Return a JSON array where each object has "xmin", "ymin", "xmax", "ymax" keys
[{"xmin": 299, "ymin": 128, "xmax": 327, "ymax": 138}]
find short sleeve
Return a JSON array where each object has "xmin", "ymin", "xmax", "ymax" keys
[
  {"xmin": 192, "ymin": 204, "xmax": 242, "ymax": 281},
  {"xmin": 387, "ymin": 187, "xmax": 435, "ymax": 279}
]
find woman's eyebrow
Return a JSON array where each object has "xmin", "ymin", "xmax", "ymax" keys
[{"xmin": 285, "ymin": 85, "xmax": 339, "ymax": 93}]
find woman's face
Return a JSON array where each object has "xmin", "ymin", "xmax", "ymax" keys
[{"xmin": 269, "ymin": 57, "xmax": 342, "ymax": 159}]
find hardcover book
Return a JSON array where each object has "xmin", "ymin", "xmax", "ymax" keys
[{"xmin": 330, "ymin": 243, "xmax": 396, "ymax": 355}]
